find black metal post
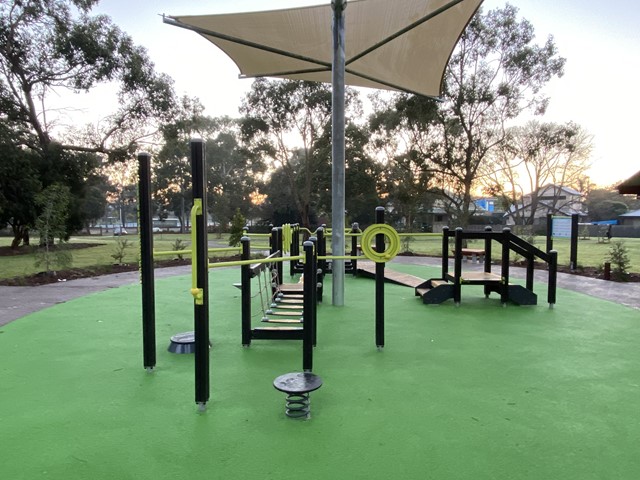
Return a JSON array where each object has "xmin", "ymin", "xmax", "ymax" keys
[
  {"xmin": 546, "ymin": 213, "xmax": 553, "ymax": 253},
  {"xmin": 310, "ymin": 238, "xmax": 318, "ymax": 346},
  {"xmin": 453, "ymin": 227, "xmax": 463, "ymax": 305},
  {"xmin": 303, "ymin": 241, "xmax": 314, "ymax": 371},
  {"xmin": 290, "ymin": 224, "xmax": 299, "ymax": 277},
  {"xmin": 137, "ymin": 152, "xmax": 155, "ymax": 371},
  {"xmin": 570, "ymin": 213, "xmax": 579, "ymax": 271},
  {"xmin": 442, "ymin": 226, "xmax": 450, "ymax": 279},
  {"xmin": 375, "ymin": 206, "xmax": 385, "ymax": 349},
  {"xmin": 548, "ymin": 250, "xmax": 558, "ymax": 307},
  {"xmin": 191, "ymin": 139, "xmax": 210, "ymax": 410},
  {"xmin": 241, "ymin": 236, "xmax": 251, "ymax": 347},
  {"xmin": 317, "ymin": 226, "xmax": 327, "ymax": 275},
  {"xmin": 483, "ymin": 226, "xmax": 492, "ymax": 297},
  {"xmin": 526, "ymin": 256, "xmax": 535, "ymax": 291},
  {"xmin": 350, "ymin": 222, "xmax": 360, "ymax": 276},
  {"xmin": 276, "ymin": 227, "xmax": 283, "ymax": 287},
  {"xmin": 501, "ymin": 228, "xmax": 511, "ymax": 305}
]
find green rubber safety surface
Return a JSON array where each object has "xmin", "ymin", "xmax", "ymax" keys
[{"xmin": 0, "ymin": 264, "xmax": 639, "ymax": 480}]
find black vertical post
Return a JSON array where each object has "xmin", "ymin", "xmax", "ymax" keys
[
  {"xmin": 317, "ymin": 227, "xmax": 327, "ymax": 275},
  {"xmin": 570, "ymin": 213, "xmax": 579, "ymax": 271},
  {"xmin": 526, "ymin": 255, "xmax": 535, "ymax": 292},
  {"xmin": 483, "ymin": 226, "xmax": 492, "ymax": 298},
  {"xmin": 350, "ymin": 222, "xmax": 360, "ymax": 276},
  {"xmin": 501, "ymin": 228, "xmax": 511, "ymax": 305},
  {"xmin": 441, "ymin": 226, "xmax": 450, "ymax": 279},
  {"xmin": 302, "ymin": 241, "xmax": 314, "ymax": 371},
  {"xmin": 276, "ymin": 227, "xmax": 283, "ymax": 287},
  {"xmin": 241, "ymin": 236, "xmax": 251, "ymax": 347},
  {"xmin": 270, "ymin": 227, "xmax": 279, "ymax": 291},
  {"xmin": 138, "ymin": 152, "xmax": 155, "ymax": 371},
  {"xmin": 309, "ymin": 236, "xmax": 322, "ymax": 304},
  {"xmin": 191, "ymin": 139, "xmax": 209, "ymax": 410},
  {"xmin": 453, "ymin": 227, "xmax": 463, "ymax": 305},
  {"xmin": 290, "ymin": 224, "xmax": 299, "ymax": 277},
  {"xmin": 375, "ymin": 206, "xmax": 385, "ymax": 349},
  {"xmin": 546, "ymin": 213, "xmax": 553, "ymax": 253},
  {"xmin": 548, "ymin": 250, "xmax": 558, "ymax": 307},
  {"xmin": 310, "ymin": 238, "xmax": 318, "ymax": 346}
]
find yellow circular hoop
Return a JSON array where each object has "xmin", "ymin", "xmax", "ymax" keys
[{"xmin": 360, "ymin": 224, "xmax": 401, "ymax": 263}]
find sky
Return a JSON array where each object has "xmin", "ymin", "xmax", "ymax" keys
[{"xmin": 78, "ymin": 0, "xmax": 640, "ymax": 188}]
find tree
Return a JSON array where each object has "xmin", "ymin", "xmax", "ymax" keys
[
  {"xmin": 0, "ymin": 121, "xmax": 40, "ymax": 248},
  {"xmin": 241, "ymin": 78, "xmax": 360, "ymax": 227},
  {"xmin": 482, "ymin": 120, "xmax": 592, "ymax": 225},
  {"xmin": 0, "ymin": 0, "xmax": 176, "ymax": 244},
  {"xmin": 586, "ymin": 188, "xmax": 631, "ymax": 221},
  {"xmin": 34, "ymin": 183, "xmax": 73, "ymax": 273},
  {"xmin": 156, "ymin": 97, "xmax": 265, "ymax": 233},
  {"xmin": 370, "ymin": 4, "xmax": 565, "ymax": 226},
  {"xmin": 315, "ymin": 123, "xmax": 382, "ymax": 226},
  {"xmin": 0, "ymin": 0, "xmax": 176, "ymax": 157}
]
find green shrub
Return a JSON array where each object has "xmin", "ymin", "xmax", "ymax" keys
[
  {"xmin": 606, "ymin": 241, "xmax": 631, "ymax": 280},
  {"xmin": 33, "ymin": 184, "xmax": 73, "ymax": 274},
  {"xmin": 228, "ymin": 209, "xmax": 246, "ymax": 247},
  {"xmin": 171, "ymin": 238, "xmax": 187, "ymax": 260},
  {"xmin": 111, "ymin": 238, "xmax": 131, "ymax": 264}
]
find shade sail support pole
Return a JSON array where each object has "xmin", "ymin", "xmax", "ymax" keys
[{"xmin": 331, "ymin": 0, "xmax": 346, "ymax": 306}]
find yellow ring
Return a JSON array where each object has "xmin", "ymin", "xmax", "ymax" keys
[{"xmin": 360, "ymin": 224, "xmax": 400, "ymax": 263}]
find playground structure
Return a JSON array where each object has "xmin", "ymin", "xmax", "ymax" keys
[
  {"xmin": 238, "ymin": 237, "xmax": 318, "ymax": 351},
  {"xmin": 414, "ymin": 226, "xmax": 558, "ymax": 307},
  {"xmin": 136, "ymin": 144, "xmax": 393, "ymax": 412},
  {"xmin": 136, "ymin": 142, "xmax": 560, "ymax": 412}
]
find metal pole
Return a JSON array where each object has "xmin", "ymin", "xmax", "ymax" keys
[
  {"xmin": 303, "ymin": 241, "xmax": 314, "ymax": 372},
  {"xmin": 191, "ymin": 138, "xmax": 210, "ymax": 410},
  {"xmin": 546, "ymin": 213, "xmax": 553, "ymax": 253},
  {"xmin": 137, "ymin": 152, "xmax": 155, "ymax": 372},
  {"xmin": 331, "ymin": 0, "xmax": 346, "ymax": 306},
  {"xmin": 375, "ymin": 207, "xmax": 385, "ymax": 349},
  {"xmin": 241, "ymin": 236, "xmax": 251, "ymax": 347},
  {"xmin": 570, "ymin": 213, "xmax": 579, "ymax": 271}
]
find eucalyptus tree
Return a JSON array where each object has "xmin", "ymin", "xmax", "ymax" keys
[
  {"xmin": 156, "ymin": 97, "xmax": 265, "ymax": 232},
  {"xmin": 369, "ymin": 4, "xmax": 565, "ymax": 226},
  {"xmin": 482, "ymin": 120, "xmax": 592, "ymax": 225},
  {"xmin": 241, "ymin": 78, "xmax": 361, "ymax": 227},
  {"xmin": 0, "ymin": 0, "xmax": 176, "ymax": 243}
]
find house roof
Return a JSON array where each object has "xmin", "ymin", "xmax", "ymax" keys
[
  {"xmin": 533, "ymin": 184, "xmax": 583, "ymax": 197},
  {"xmin": 619, "ymin": 209, "xmax": 640, "ymax": 218},
  {"xmin": 618, "ymin": 171, "xmax": 640, "ymax": 195}
]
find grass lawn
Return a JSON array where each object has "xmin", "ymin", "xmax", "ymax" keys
[
  {"xmin": 0, "ymin": 233, "xmax": 249, "ymax": 280},
  {"xmin": 0, "ymin": 232, "xmax": 638, "ymax": 281},
  {"xmin": 397, "ymin": 234, "xmax": 639, "ymax": 272}
]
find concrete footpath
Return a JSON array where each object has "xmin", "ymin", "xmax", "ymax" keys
[{"xmin": 1, "ymin": 258, "xmax": 638, "ymax": 328}]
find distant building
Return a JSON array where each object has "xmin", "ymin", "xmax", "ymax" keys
[
  {"xmin": 503, "ymin": 185, "xmax": 586, "ymax": 226},
  {"xmin": 618, "ymin": 209, "xmax": 640, "ymax": 227}
]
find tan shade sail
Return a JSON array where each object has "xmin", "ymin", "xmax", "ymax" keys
[{"xmin": 165, "ymin": 0, "xmax": 483, "ymax": 98}]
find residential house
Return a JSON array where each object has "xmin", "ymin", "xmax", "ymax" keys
[
  {"xmin": 503, "ymin": 185, "xmax": 586, "ymax": 226},
  {"xmin": 618, "ymin": 209, "xmax": 640, "ymax": 227}
]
